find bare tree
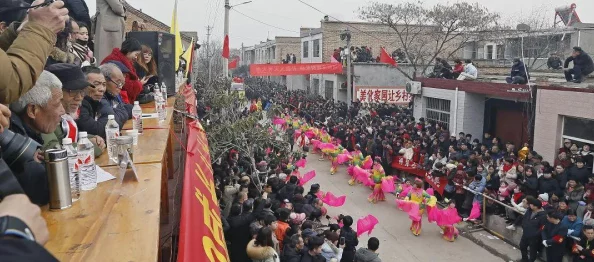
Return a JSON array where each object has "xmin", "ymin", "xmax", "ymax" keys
[
  {"xmin": 359, "ymin": 1, "xmax": 500, "ymax": 80},
  {"xmin": 497, "ymin": 9, "xmax": 570, "ymax": 69}
]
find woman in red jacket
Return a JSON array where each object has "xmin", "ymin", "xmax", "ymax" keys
[{"xmin": 101, "ymin": 38, "xmax": 147, "ymax": 103}]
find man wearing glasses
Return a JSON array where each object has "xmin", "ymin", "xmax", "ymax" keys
[
  {"xmin": 41, "ymin": 64, "xmax": 106, "ymax": 156},
  {"xmin": 76, "ymin": 63, "xmax": 131, "ymax": 140}
]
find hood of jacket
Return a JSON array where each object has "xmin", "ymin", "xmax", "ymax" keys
[
  {"xmin": 101, "ymin": 48, "xmax": 139, "ymax": 80},
  {"xmin": 246, "ymin": 239, "xmax": 277, "ymax": 260},
  {"xmin": 50, "ymin": 47, "xmax": 78, "ymax": 64},
  {"xmin": 355, "ymin": 248, "xmax": 380, "ymax": 262},
  {"xmin": 321, "ymin": 241, "xmax": 339, "ymax": 258}
]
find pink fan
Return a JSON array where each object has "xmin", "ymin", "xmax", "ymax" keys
[
  {"xmin": 315, "ymin": 190, "xmax": 325, "ymax": 199},
  {"xmin": 265, "ymin": 147, "xmax": 272, "ymax": 156},
  {"xmin": 399, "ymin": 185, "xmax": 412, "ymax": 198},
  {"xmin": 356, "ymin": 215, "xmax": 379, "ymax": 237},
  {"xmin": 311, "ymin": 139, "xmax": 321, "ymax": 148},
  {"xmin": 426, "ymin": 188, "xmax": 434, "ymax": 196},
  {"xmin": 295, "ymin": 159, "xmax": 307, "ymax": 168},
  {"xmin": 466, "ymin": 201, "xmax": 481, "ymax": 221},
  {"xmin": 333, "ymin": 216, "xmax": 344, "ymax": 228},
  {"xmin": 361, "ymin": 157, "xmax": 372, "ymax": 169},
  {"xmin": 319, "ymin": 143, "xmax": 337, "ymax": 151},
  {"xmin": 272, "ymin": 118, "xmax": 286, "ymax": 125},
  {"xmin": 347, "ymin": 166, "xmax": 355, "ymax": 176},
  {"xmin": 293, "ymin": 130, "xmax": 302, "ymax": 139},
  {"xmin": 436, "ymin": 208, "xmax": 462, "ymax": 226},
  {"xmin": 353, "ymin": 167, "xmax": 371, "ymax": 184},
  {"xmin": 363, "ymin": 177, "xmax": 375, "ymax": 187},
  {"xmin": 322, "ymin": 191, "xmax": 347, "ymax": 207},
  {"xmin": 381, "ymin": 177, "xmax": 395, "ymax": 193},
  {"xmin": 427, "ymin": 206, "xmax": 439, "ymax": 223},
  {"xmin": 305, "ymin": 130, "xmax": 315, "ymax": 139},
  {"xmin": 336, "ymin": 153, "xmax": 351, "ymax": 164},
  {"xmin": 299, "ymin": 170, "xmax": 316, "ymax": 186}
]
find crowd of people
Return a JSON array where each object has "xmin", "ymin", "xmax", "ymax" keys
[
  {"xmin": 232, "ymin": 76, "xmax": 594, "ymax": 261},
  {"xmin": 0, "ymin": 0, "xmax": 168, "ymax": 260}
]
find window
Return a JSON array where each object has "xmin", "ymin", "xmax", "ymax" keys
[
  {"xmin": 303, "ymin": 41, "xmax": 309, "ymax": 58},
  {"xmin": 562, "ymin": 116, "xmax": 594, "ymax": 146},
  {"xmin": 425, "ymin": 97, "xmax": 451, "ymax": 130},
  {"xmin": 313, "ymin": 39, "xmax": 320, "ymax": 57}
]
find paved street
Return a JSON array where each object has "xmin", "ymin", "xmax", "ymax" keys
[{"xmin": 299, "ymin": 153, "xmax": 504, "ymax": 262}]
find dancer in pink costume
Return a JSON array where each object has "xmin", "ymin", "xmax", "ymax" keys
[
  {"xmin": 428, "ymin": 199, "xmax": 462, "ymax": 242},
  {"xmin": 396, "ymin": 180, "xmax": 435, "ymax": 236},
  {"xmin": 368, "ymin": 157, "xmax": 386, "ymax": 203}
]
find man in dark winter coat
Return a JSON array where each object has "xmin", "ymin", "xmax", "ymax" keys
[
  {"xmin": 340, "ymin": 216, "xmax": 359, "ymax": 262},
  {"xmin": 282, "ymin": 234, "xmax": 304, "ymax": 262},
  {"xmin": 506, "ymin": 58, "xmax": 529, "ymax": 84},
  {"xmin": 520, "ymin": 197, "xmax": 547, "ymax": 262},
  {"xmin": 539, "ymin": 170, "xmax": 561, "ymax": 198},
  {"xmin": 569, "ymin": 158, "xmax": 591, "ymax": 186},
  {"xmin": 564, "ymin": 46, "xmax": 594, "ymax": 83},
  {"xmin": 541, "ymin": 211, "xmax": 568, "ymax": 262},
  {"xmin": 226, "ymin": 198, "xmax": 265, "ymax": 262}
]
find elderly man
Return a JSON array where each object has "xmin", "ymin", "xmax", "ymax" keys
[
  {"xmin": 41, "ymin": 64, "xmax": 106, "ymax": 156},
  {"xmin": 76, "ymin": 64, "xmax": 131, "ymax": 139},
  {"xmin": 8, "ymin": 71, "xmax": 65, "ymax": 205}
]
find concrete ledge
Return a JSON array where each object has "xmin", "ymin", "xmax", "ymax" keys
[{"xmin": 459, "ymin": 227, "xmax": 522, "ymax": 262}]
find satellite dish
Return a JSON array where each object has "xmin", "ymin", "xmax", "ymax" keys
[{"xmin": 516, "ymin": 23, "xmax": 531, "ymax": 31}]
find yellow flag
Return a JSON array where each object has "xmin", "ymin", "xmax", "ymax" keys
[
  {"xmin": 170, "ymin": 0, "xmax": 183, "ymax": 71},
  {"xmin": 181, "ymin": 38, "xmax": 194, "ymax": 78}
]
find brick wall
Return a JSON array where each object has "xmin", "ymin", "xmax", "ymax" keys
[
  {"xmin": 123, "ymin": 3, "xmax": 192, "ymax": 47},
  {"xmin": 533, "ymin": 89, "xmax": 594, "ymax": 163},
  {"xmin": 275, "ymin": 37, "xmax": 301, "ymax": 64}
]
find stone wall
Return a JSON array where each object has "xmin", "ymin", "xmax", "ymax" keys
[{"xmin": 275, "ymin": 37, "xmax": 301, "ymax": 64}]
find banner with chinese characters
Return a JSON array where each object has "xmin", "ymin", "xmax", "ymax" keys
[
  {"xmin": 178, "ymin": 121, "xmax": 230, "ymax": 262},
  {"xmin": 354, "ymin": 86, "xmax": 412, "ymax": 104},
  {"xmin": 391, "ymin": 156, "xmax": 447, "ymax": 195},
  {"xmin": 250, "ymin": 63, "xmax": 343, "ymax": 76}
]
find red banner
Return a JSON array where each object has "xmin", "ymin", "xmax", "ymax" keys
[
  {"xmin": 178, "ymin": 121, "xmax": 230, "ymax": 262},
  {"xmin": 354, "ymin": 86, "xmax": 412, "ymax": 104},
  {"xmin": 250, "ymin": 63, "xmax": 343, "ymax": 76},
  {"xmin": 391, "ymin": 156, "xmax": 447, "ymax": 195}
]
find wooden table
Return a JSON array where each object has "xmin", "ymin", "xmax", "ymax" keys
[
  {"xmin": 122, "ymin": 107, "xmax": 173, "ymax": 131},
  {"xmin": 42, "ymin": 163, "xmax": 162, "ymax": 262},
  {"xmin": 95, "ymin": 129, "xmax": 170, "ymax": 167}
]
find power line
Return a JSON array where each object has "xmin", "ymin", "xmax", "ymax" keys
[
  {"xmin": 231, "ymin": 8, "xmax": 300, "ymax": 34},
  {"xmin": 294, "ymin": 0, "xmax": 395, "ymax": 46}
]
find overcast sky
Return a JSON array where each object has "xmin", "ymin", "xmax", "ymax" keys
[{"xmin": 85, "ymin": 0, "xmax": 594, "ymax": 48}]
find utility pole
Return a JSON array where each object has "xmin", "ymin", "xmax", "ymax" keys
[
  {"xmin": 224, "ymin": 0, "xmax": 230, "ymax": 78},
  {"xmin": 206, "ymin": 26, "xmax": 212, "ymax": 86},
  {"xmin": 341, "ymin": 28, "xmax": 352, "ymax": 109}
]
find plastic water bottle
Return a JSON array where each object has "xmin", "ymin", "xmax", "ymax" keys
[
  {"xmin": 156, "ymin": 88, "xmax": 166, "ymax": 122},
  {"xmin": 161, "ymin": 82, "xmax": 168, "ymax": 102},
  {"xmin": 105, "ymin": 115, "xmax": 120, "ymax": 163},
  {"xmin": 132, "ymin": 101, "xmax": 143, "ymax": 134},
  {"xmin": 62, "ymin": 138, "xmax": 80, "ymax": 201},
  {"xmin": 77, "ymin": 132, "xmax": 97, "ymax": 191}
]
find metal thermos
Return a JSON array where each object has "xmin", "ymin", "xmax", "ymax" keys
[{"xmin": 45, "ymin": 149, "xmax": 72, "ymax": 210}]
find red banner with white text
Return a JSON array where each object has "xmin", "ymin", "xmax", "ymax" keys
[
  {"xmin": 391, "ymin": 156, "xmax": 447, "ymax": 195},
  {"xmin": 250, "ymin": 63, "xmax": 343, "ymax": 76},
  {"xmin": 178, "ymin": 120, "xmax": 230, "ymax": 262},
  {"xmin": 354, "ymin": 86, "xmax": 412, "ymax": 104}
]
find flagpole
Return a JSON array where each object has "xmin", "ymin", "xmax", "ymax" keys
[{"xmin": 224, "ymin": 0, "xmax": 230, "ymax": 78}]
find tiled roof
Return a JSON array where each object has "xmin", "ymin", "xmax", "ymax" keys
[{"xmin": 123, "ymin": 1, "xmax": 194, "ymax": 43}]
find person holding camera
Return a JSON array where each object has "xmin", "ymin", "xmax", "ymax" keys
[
  {"xmin": 0, "ymin": 0, "xmax": 69, "ymax": 104},
  {"xmin": 0, "ymin": 194, "xmax": 57, "ymax": 261},
  {"xmin": 8, "ymin": 70, "xmax": 66, "ymax": 205}
]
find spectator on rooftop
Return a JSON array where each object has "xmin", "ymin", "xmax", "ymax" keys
[
  {"xmin": 547, "ymin": 53, "xmax": 563, "ymax": 70},
  {"xmin": 564, "ymin": 46, "xmax": 594, "ymax": 84},
  {"xmin": 506, "ymin": 58, "xmax": 529, "ymax": 85},
  {"xmin": 456, "ymin": 59, "xmax": 478, "ymax": 81}
]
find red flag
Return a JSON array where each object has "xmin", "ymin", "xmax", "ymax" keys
[
  {"xmin": 222, "ymin": 35, "xmax": 230, "ymax": 58},
  {"xmin": 228, "ymin": 58, "xmax": 238, "ymax": 69},
  {"xmin": 379, "ymin": 47, "xmax": 397, "ymax": 67}
]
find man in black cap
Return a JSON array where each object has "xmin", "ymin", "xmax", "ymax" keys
[
  {"xmin": 519, "ymin": 197, "xmax": 547, "ymax": 262},
  {"xmin": 42, "ymin": 64, "xmax": 106, "ymax": 156},
  {"xmin": 564, "ymin": 46, "xmax": 594, "ymax": 83}
]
